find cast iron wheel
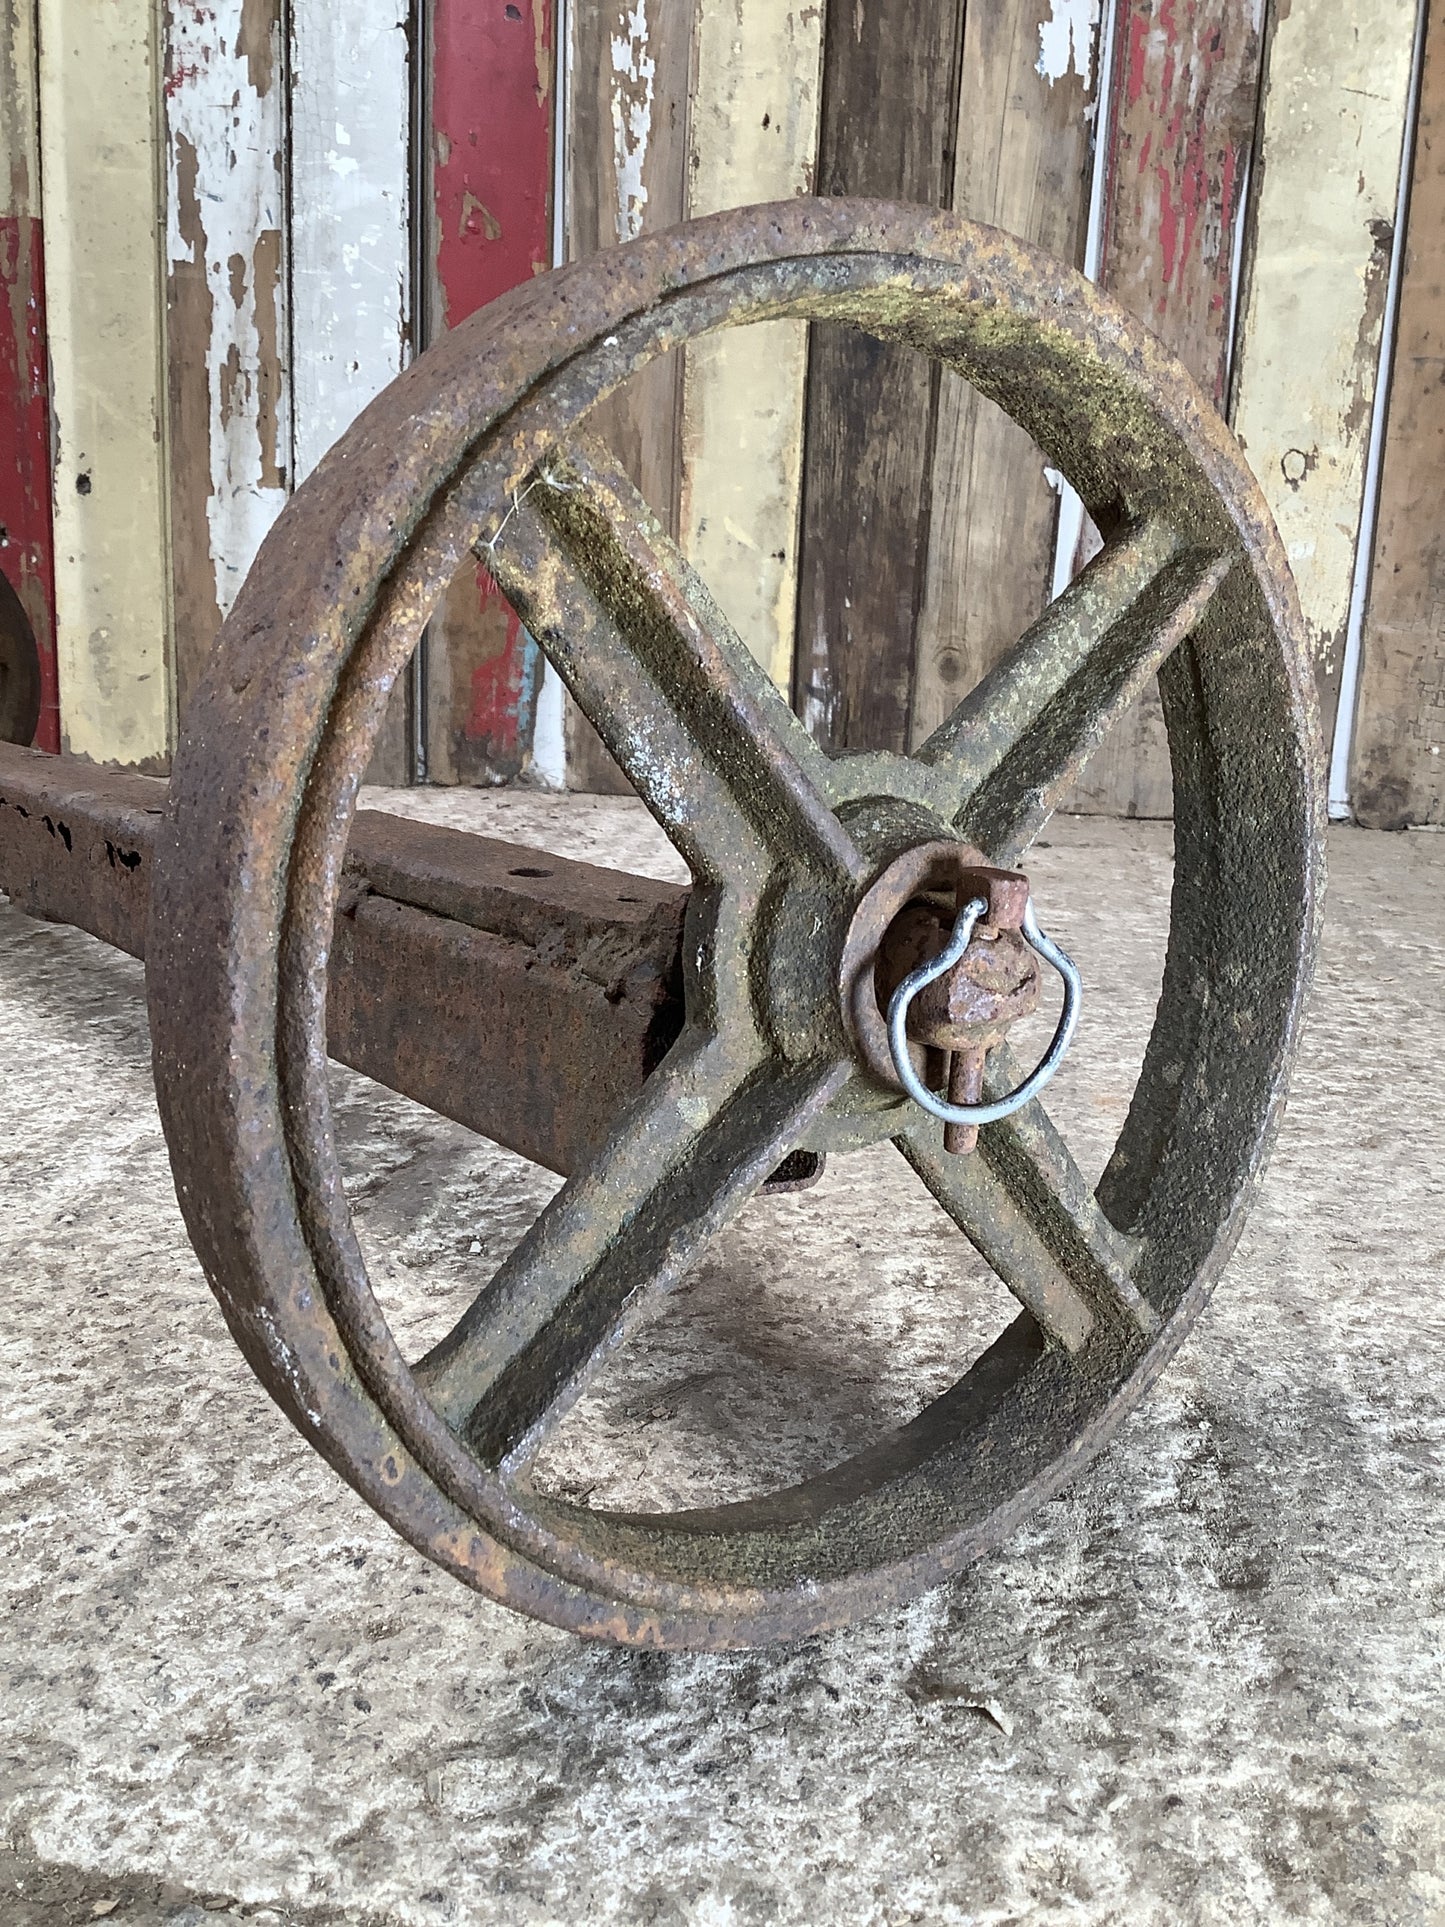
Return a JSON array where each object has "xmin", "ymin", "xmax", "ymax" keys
[{"xmin": 149, "ymin": 200, "xmax": 1324, "ymax": 1648}]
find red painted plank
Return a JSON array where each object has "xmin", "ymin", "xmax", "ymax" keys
[
  {"xmin": 0, "ymin": 212, "xmax": 59, "ymax": 751},
  {"xmin": 432, "ymin": 0, "xmax": 553, "ymax": 321},
  {"xmin": 1064, "ymin": 0, "xmax": 1266, "ymax": 820},
  {"xmin": 1099, "ymin": 0, "xmax": 1264, "ymax": 406},
  {"xmin": 427, "ymin": 0, "xmax": 554, "ymax": 781}
]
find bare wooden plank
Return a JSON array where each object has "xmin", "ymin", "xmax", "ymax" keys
[
  {"xmin": 290, "ymin": 0, "xmax": 412, "ymax": 783},
  {"xmin": 562, "ymin": 0, "xmax": 693, "ymax": 789},
  {"xmin": 163, "ymin": 0, "xmax": 290, "ymax": 726},
  {"xmin": 0, "ymin": 0, "xmax": 58, "ymax": 750},
  {"xmin": 910, "ymin": 0, "xmax": 1098, "ymax": 749},
  {"xmin": 1230, "ymin": 0, "xmax": 1416, "ymax": 737},
  {"xmin": 1351, "ymin": 3, "xmax": 1444, "ymax": 830},
  {"xmin": 792, "ymin": 0, "xmax": 965, "ymax": 754},
  {"xmin": 39, "ymin": 0, "xmax": 171, "ymax": 766},
  {"xmin": 677, "ymin": 0, "xmax": 823, "ymax": 694},
  {"xmin": 422, "ymin": 0, "xmax": 557, "ymax": 788},
  {"xmin": 1063, "ymin": 0, "xmax": 1266, "ymax": 819}
]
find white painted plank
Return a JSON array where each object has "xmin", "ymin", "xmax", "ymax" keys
[
  {"xmin": 289, "ymin": 0, "xmax": 411, "ymax": 485},
  {"xmin": 163, "ymin": 0, "xmax": 290, "ymax": 685},
  {"xmin": 38, "ymin": 0, "xmax": 171, "ymax": 765}
]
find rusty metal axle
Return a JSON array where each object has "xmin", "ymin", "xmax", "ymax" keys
[{"xmin": 0, "ymin": 741, "xmax": 685, "ymax": 1179}]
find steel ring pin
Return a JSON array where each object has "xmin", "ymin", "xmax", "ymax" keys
[{"xmin": 885, "ymin": 895, "xmax": 1083, "ymax": 1128}]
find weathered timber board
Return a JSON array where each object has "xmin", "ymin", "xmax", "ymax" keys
[
  {"xmin": 564, "ymin": 0, "xmax": 693, "ymax": 790},
  {"xmin": 1351, "ymin": 1, "xmax": 1444, "ymax": 829},
  {"xmin": 424, "ymin": 0, "xmax": 557, "ymax": 788},
  {"xmin": 678, "ymin": 0, "xmax": 823, "ymax": 695},
  {"xmin": 0, "ymin": 0, "xmax": 57, "ymax": 750},
  {"xmin": 39, "ymin": 0, "xmax": 170, "ymax": 767},
  {"xmin": 793, "ymin": 0, "xmax": 966, "ymax": 754},
  {"xmin": 910, "ymin": 0, "xmax": 1097, "ymax": 750},
  {"xmin": 163, "ymin": 0, "xmax": 290, "ymax": 729},
  {"xmin": 1067, "ymin": 0, "xmax": 1267, "ymax": 820},
  {"xmin": 1230, "ymin": 0, "xmax": 1416, "ymax": 734}
]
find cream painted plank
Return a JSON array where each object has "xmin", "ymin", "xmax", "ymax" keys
[
  {"xmin": 1230, "ymin": 0, "xmax": 1416, "ymax": 726},
  {"xmin": 678, "ymin": 0, "xmax": 823, "ymax": 691},
  {"xmin": 39, "ymin": 0, "xmax": 170, "ymax": 766},
  {"xmin": 163, "ymin": 0, "xmax": 290, "ymax": 723},
  {"xmin": 289, "ymin": 0, "xmax": 411, "ymax": 484}
]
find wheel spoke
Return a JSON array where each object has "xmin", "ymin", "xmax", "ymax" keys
[
  {"xmin": 414, "ymin": 1041, "xmax": 848, "ymax": 1470},
  {"xmin": 912, "ymin": 520, "xmax": 1234, "ymax": 862},
  {"xmin": 898, "ymin": 1044, "xmax": 1158, "ymax": 1354},
  {"xmin": 481, "ymin": 439, "xmax": 865, "ymax": 888}
]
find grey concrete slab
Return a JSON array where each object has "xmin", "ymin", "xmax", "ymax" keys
[{"xmin": 0, "ymin": 802, "xmax": 1440, "ymax": 1927}]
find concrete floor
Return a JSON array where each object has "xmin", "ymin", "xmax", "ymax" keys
[{"xmin": 0, "ymin": 797, "xmax": 1441, "ymax": 1927}]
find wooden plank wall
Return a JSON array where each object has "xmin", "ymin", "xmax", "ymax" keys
[
  {"xmin": 11, "ymin": 0, "xmax": 1437, "ymax": 821},
  {"xmin": 38, "ymin": 0, "xmax": 171, "ymax": 767},
  {"xmin": 422, "ymin": 0, "xmax": 556, "ymax": 788},
  {"xmin": 1351, "ymin": 0, "xmax": 1442, "ymax": 829},
  {"xmin": 0, "ymin": 0, "xmax": 57, "ymax": 750}
]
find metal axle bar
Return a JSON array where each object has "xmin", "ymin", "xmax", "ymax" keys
[{"xmin": 0, "ymin": 743, "xmax": 687, "ymax": 1177}]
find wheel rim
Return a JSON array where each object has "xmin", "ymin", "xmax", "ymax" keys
[{"xmin": 149, "ymin": 199, "xmax": 1325, "ymax": 1647}]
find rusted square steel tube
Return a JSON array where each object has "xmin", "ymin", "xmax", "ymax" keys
[{"xmin": 0, "ymin": 745, "xmax": 686, "ymax": 1176}]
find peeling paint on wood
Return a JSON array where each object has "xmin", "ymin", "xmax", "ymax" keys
[
  {"xmin": 164, "ymin": 0, "xmax": 289, "ymax": 721},
  {"xmin": 1230, "ymin": 0, "xmax": 1416, "ymax": 727},
  {"xmin": 911, "ymin": 0, "xmax": 1095, "ymax": 749},
  {"xmin": 0, "ymin": 0, "xmax": 58, "ymax": 750},
  {"xmin": 564, "ymin": 0, "xmax": 692, "ymax": 789},
  {"xmin": 1036, "ymin": 0, "xmax": 1100, "ymax": 84},
  {"xmin": 610, "ymin": 0, "xmax": 657, "ymax": 244},
  {"xmin": 39, "ymin": 0, "xmax": 170, "ymax": 766},
  {"xmin": 431, "ymin": 0, "xmax": 553, "ymax": 321},
  {"xmin": 1066, "ymin": 0, "xmax": 1268, "ymax": 820},
  {"xmin": 678, "ymin": 0, "xmax": 823, "ymax": 693},
  {"xmin": 1102, "ymin": 0, "xmax": 1264, "ymax": 406},
  {"xmin": 424, "ymin": 0, "xmax": 555, "ymax": 786},
  {"xmin": 1351, "ymin": 2, "xmax": 1444, "ymax": 830}
]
